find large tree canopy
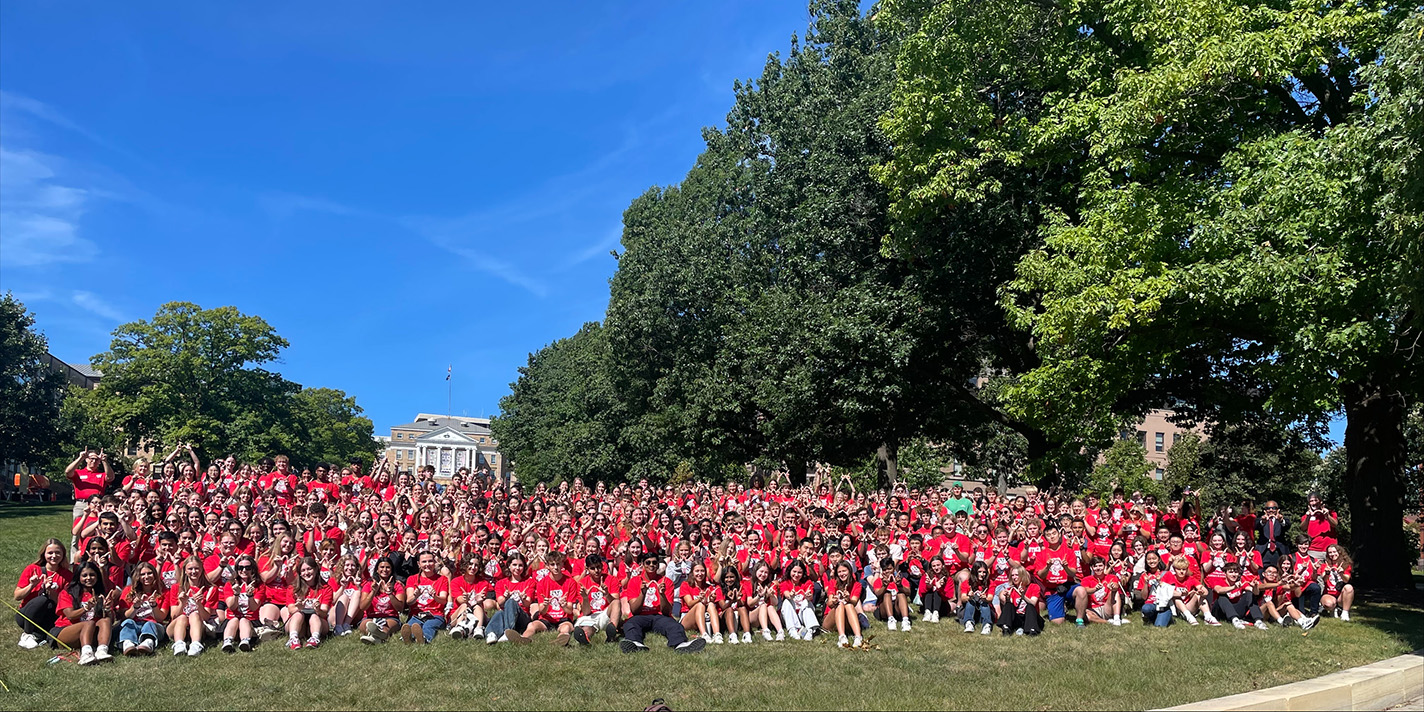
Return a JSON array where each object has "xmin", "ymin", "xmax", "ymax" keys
[
  {"xmin": 0, "ymin": 293, "xmax": 66, "ymax": 467},
  {"xmin": 877, "ymin": 0, "xmax": 1420, "ymax": 583},
  {"xmin": 76, "ymin": 302, "xmax": 378, "ymax": 467}
]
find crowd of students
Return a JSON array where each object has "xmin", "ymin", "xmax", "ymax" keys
[{"xmin": 10, "ymin": 447, "xmax": 1356, "ymax": 665}]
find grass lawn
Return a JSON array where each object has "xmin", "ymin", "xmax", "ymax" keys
[{"xmin": 1, "ymin": 503, "xmax": 1420, "ymax": 711}]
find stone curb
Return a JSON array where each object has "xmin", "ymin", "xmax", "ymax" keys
[{"xmin": 1159, "ymin": 650, "xmax": 1422, "ymax": 711}]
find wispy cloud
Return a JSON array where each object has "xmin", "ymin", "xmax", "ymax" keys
[
  {"xmin": 258, "ymin": 191, "xmax": 372, "ymax": 221},
  {"xmin": 0, "ymin": 147, "xmax": 100, "ymax": 267},
  {"xmin": 71, "ymin": 290, "xmax": 126, "ymax": 322}
]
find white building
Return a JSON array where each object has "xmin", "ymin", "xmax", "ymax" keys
[{"xmin": 383, "ymin": 413, "xmax": 508, "ymax": 480}]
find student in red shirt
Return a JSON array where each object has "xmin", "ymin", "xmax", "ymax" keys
[
  {"xmin": 55, "ymin": 562, "xmax": 117, "ymax": 665},
  {"xmin": 619, "ymin": 551, "xmax": 707, "ymax": 654},
  {"xmin": 117, "ymin": 561, "xmax": 168, "ymax": 655},
  {"xmin": 957, "ymin": 561, "xmax": 994, "ymax": 634},
  {"xmin": 1209, "ymin": 562, "xmax": 1266, "ymax": 629},
  {"xmin": 778, "ymin": 559, "xmax": 818, "ymax": 641},
  {"xmin": 678, "ymin": 561, "xmax": 721, "ymax": 643},
  {"xmin": 402, "ymin": 551, "xmax": 449, "ymax": 644},
  {"xmin": 448, "ymin": 553, "xmax": 493, "ymax": 640},
  {"xmin": 286, "ymin": 557, "xmax": 332, "ymax": 649},
  {"xmin": 12, "ymin": 538, "xmax": 71, "ymax": 650},
  {"xmin": 744, "ymin": 560, "xmax": 786, "ymax": 641},
  {"xmin": 992, "ymin": 566, "xmax": 1042, "ymax": 636},
  {"xmin": 1318, "ymin": 544, "xmax": 1355, "ymax": 621},
  {"xmin": 1078, "ymin": 556, "xmax": 1123, "ymax": 626},
  {"xmin": 572, "ymin": 553, "xmax": 621, "ymax": 645},
  {"xmin": 357, "ymin": 557, "xmax": 405, "ymax": 644},
  {"xmin": 219, "ymin": 555, "xmax": 263, "ymax": 653},
  {"xmin": 485, "ymin": 553, "xmax": 536, "ymax": 644},
  {"xmin": 529, "ymin": 551, "xmax": 581, "ymax": 646},
  {"xmin": 327, "ymin": 554, "xmax": 365, "ymax": 638},
  {"xmin": 825, "ymin": 560, "xmax": 864, "ymax": 647},
  {"xmin": 167, "ymin": 554, "xmax": 218, "ymax": 655},
  {"xmin": 716, "ymin": 566, "xmax": 752, "ymax": 644}
]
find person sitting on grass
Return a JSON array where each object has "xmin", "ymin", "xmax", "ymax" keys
[
  {"xmin": 12, "ymin": 538, "xmax": 71, "ymax": 650},
  {"xmin": 530, "ymin": 551, "xmax": 581, "ymax": 646},
  {"xmin": 448, "ymin": 552, "xmax": 493, "ymax": 640},
  {"xmin": 402, "ymin": 550, "xmax": 448, "ymax": 644},
  {"xmin": 220, "ymin": 555, "xmax": 263, "ymax": 653},
  {"xmin": 825, "ymin": 560, "xmax": 864, "ymax": 648},
  {"xmin": 170, "ymin": 554, "xmax": 218, "ymax": 656},
  {"xmin": 1255, "ymin": 563, "xmax": 1304, "ymax": 628},
  {"xmin": 778, "ymin": 559, "xmax": 818, "ymax": 641},
  {"xmin": 678, "ymin": 561, "xmax": 721, "ymax": 643},
  {"xmin": 287, "ymin": 557, "xmax": 331, "ymax": 649},
  {"xmin": 358, "ymin": 557, "xmax": 404, "ymax": 644},
  {"xmin": 745, "ymin": 560, "xmax": 786, "ymax": 641},
  {"xmin": 327, "ymin": 554, "xmax": 364, "ymax": 637},
  {"xmin": 117, "ymin": 561, "xmax": 167, "ymax": 655},
  {"xmin": 572, "ymin": 553, "xmax": 620, "ymax": 645},
  {"xmin": 1208, "ymin": 562, "xmax": 1267, "ymax": 630},
  {"xmin": 993, "ymin": 566, "xmax": 1042, "ymax": 636},
  {"xmin": 1078, "ymin": 556, "xmax": 1123, "ymax": 626},
  {"xmin": 869, "ymin": 557, "xmax": 912, "ymax": 632},
  {"xmin": 486, "ymin": 552, "xmax": 536, "ymax": 644},
  {"xmin": 620, "ymin": 551, "xmax": 707, "ymax": 654},
  {"xmin": 1316, "ymin": 544, "xmax": 1354, "ymax": 622},
  {"xmin": 55, "ymin": 562, "xmax": 116, "ymax": 665},
  {"xmin": 716, "ymin": 566, "xmax": 752, "ymax": 644}
]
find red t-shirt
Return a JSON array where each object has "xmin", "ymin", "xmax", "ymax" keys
[
  {"xmin": 580, "ymin": 574, "xmax": 617, "ymax": 614},
  {"xmin": 622, "ymin": 575, "xmax": 674, "ymax": 616},
  {"xmin": 1003, "ymin": 583, "xmax": 1042, "ymax": 614},
  {"xmin": 16, "ymin": 564, "xmax": 72, "ymax": 606},
  {"xmin": 404, "ymin": 574, "xmax": 450, "ymax": 616},
  {"xmin": 450, "ymin": 575, "xmax": 492, "ymax": 609},
  {"xmin": 1034, "ymin": 544, "xmax": 1079, "ymax": 588},
  {"xmin": 292, "ymin": 584, "xmax": 334, "ymax": 613},
  {"xmin": 55, "ymin": 589, "xmax": 104, "ymax": 627},
  {"xmin": 119, "ymin": 585, "xmax": 166, "ymax": 622},
  {"xmin": 495, "ymin": 576, "xmax": 538, "ymax": 613},
  {"xmin": 362, "ymin": 579, "xmax": 405, "ymax": 618},
  {"xmin": 166, "ymin": 583, "xmax": 220, "ymax": 617},
  {"xmin": 778, "ymin": 579, "xmax": 815, "ymax": 611},
  {"xmin": 220, "ymin": 581, "xmax": 264, "ymax": 620},
  {"xmin": 70, "ymin": 468, "xmax": 108, "ymax": 500},
  {"xmin": 1079, "ymin": 575, "xmax": 1119, "ymax": 606},
  {"xmin": 536, "ymin": 575, "xmax": 582, "ymax": 621}
]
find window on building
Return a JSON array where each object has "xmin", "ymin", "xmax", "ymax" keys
[
  {"xmin": 1119, "ymin": 429, "xmax": 1132, "ymax": 441},
  {"xmin": 396, "ymin": 433, "xmax": 403, "ymax": 439},
  {"xmin": 1155, "ymin": 432, "xmax": 1165, "ymax": 452},
  {"xmin": 1154, "ymin": 468, "xmax": 1164, "ymax": 479},
  {"xmin": 1173, "ymin": 432, "xmax": 1182, "ymax": 446},
  {"xmin": 395, "ymin": 451, "xmax": 402, "ymax": 460},
  {"xmin": 1136, "ymin": 430, "xmax": 1147, "ymax": 446}
]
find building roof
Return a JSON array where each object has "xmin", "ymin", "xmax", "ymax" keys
[{"xmin": 390, "ymin": 415, "xmax": 493, "ymax": 437}]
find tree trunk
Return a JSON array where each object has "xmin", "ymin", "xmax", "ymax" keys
[
  {"xmin": 997, "ymin": 468, "xmax": 1008, "ymax": 498},
  {"xmin": 877, "ymin": 441, "xmax": 899, "ymax": 489},
  {"xmin": 1342, "ymin": 380, "xmax": 1413, "ymax": 588}
]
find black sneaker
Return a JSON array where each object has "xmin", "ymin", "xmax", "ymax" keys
[
  {"xmin": 674, "ymin": 637, "xmax": 707, "ymax": 654},
  {"xmin": 619, "ymin": 639, "xmax": 649, "ymax": 654},
  {"xmin": 238, "ymin": 638, "xmax": 252, "ymax": 652},
  {"xmin": 603, "ymin": 623, "xmax": 620, "ymax": 642},
  {"xmin": 573, "ymin": 628, "xmax": 590, "ymax": 646}
]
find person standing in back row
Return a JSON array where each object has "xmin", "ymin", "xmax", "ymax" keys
[{"xmin": 64, "ymin": 450, "xmax": 113, "ymax": 557}]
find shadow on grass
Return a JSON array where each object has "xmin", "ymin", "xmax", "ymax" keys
[
  {"xmin": 1359, "ymin": 601, "xmax": 1424, "ymax": 652},
  {"xmin": 0, "ymin": 502, "xmax": 68, "ymax": 522}
]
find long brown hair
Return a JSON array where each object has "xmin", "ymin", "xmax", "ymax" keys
[{"xmin": 33, "ymin": 537, "xmax": 69, "ymax": 572}]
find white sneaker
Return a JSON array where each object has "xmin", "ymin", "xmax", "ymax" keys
[
  {"xmin": 727, "ymin": 633, "xmax": 738, "ymax": 645},
  {"xmin": 1111, "ymin": 616, "xmax": 1122, "ymax": 626},
  {"xmin": 472, "ymin": 626, "xmax": 485, "ymax": 638},
  {"xmin": 17, "ymin": 633, "xmax": 39, "ymax": 649},
  {"xmin": 94, "ymin": 645, "xmax": 112, "ymax": 661},
  {"xmin": 188, "ymin": 642, "xmax": 204, "ymax": 656},
  {"xmin": 486, "ymin": 632, "xmax": 498, "ymax": 645},
  {"xmin": 741, "ymin": 632, "xmax": 752, "ymax": 643},
  {"xmin": 1183, "ymin": 611, "xmax": 1199, "ymax": 626},
  {"xmin": 887, "ymin": 618, "xmax": 897, "ymax": 631},
  {"xmin": 1333, "ymin": 608, "xmax": 1341, "ymax": 619},
  {"xmin": 762, "ymin": 628, "xmax": 773, "ymax": 641},
  {"xmin": 1254, "ymin": 620, "xmax": 1269, "ymax": 630},
  {"xmin": 964, "ymin": 620, "xmax": 975, "ymax": 633},
  {"xmin": 981, "ymin": 623, "xmax": 993, "ymax": 635},
  {"xmin": 838, "ymin": 634, "xmax": 849, "ymax": 646},
  {"xmin": 902, "ymin": 620, "xmax": 912, "ymax": 632},
  {"xmin": 711, "ymin": 633, "xmax": 723, "ymax": 644},
  {"xmin": 932, "ymin": 611, "xmax": 941, "ymax": 623},
  {"xmin": 852, "ymin": 635, "xmax": 862, "ymax": 646},
  {"xmin": 801, "ymin": 629, "xmax": 814, "ymax": 641},
  {"xmin": 1231, "ymin": 618, "xmax": 1246, "ymax": 630},
  {"xmin": 79, "ymin": 649, "xmax": 97, "ymax": 666},
  {"xmin": 1013, "ymin": 628, "xmax": 1024, "ymax": 636},
  {"xmin": 775, "ymin": 630, "xmax": 785, "ymax": 641},
  {"xmin": 172, "ymin": 641, "xmax": 187, "ymax": 656},
  {"xmin": 1203, "ymin": 612, "xmax": 1219, "ymax": 625},
  {"xmin": 922, "ymin": 612, "xmax": 932, "ymax": 623},
  {"xmin": 1340, "ymin": 611, "xmax": 1351, "ymax": 622}
]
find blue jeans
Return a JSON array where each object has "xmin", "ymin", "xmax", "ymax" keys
[
  {"xmin": 1140, "ymin": 603, "xmax": 1173, "ymax": 627},
  {"xmin": 118, "ymin": 619, "xmax": 165, "ymax": 646},
  {"xmin": 406, "ymin": 614, "xmax": 445, "ymax": 642},
  {"xmin": 960, "ymin": 601, "xmax": 993, "ymax": 626},
  {"xmin": 486, "ymin": 598, "xmax": 530, "ymax": 639},
  {"xmin": 1044, "ymin": 582, "xmax": 1080, "ymax": 620}
]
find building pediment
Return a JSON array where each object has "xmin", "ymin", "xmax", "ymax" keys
[{"xmin": 414, "ymin": 426, "xmax": 479, "ymax": 445}]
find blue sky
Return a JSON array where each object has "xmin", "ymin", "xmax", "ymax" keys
[{"xmin": 0, "ymin": 1, "xmax": 822, "ymax": 433}]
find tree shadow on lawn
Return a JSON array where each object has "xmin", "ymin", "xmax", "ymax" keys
[
  {"xmin": 0, "ymin": 503, "xmax": 67, "ymax": 523},
  {"xmin": 1358, "ymin": 600, "xmax": 1424, "ymax": 652}
]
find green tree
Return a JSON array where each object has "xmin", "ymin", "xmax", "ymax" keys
[
  {"xmin": 81, "ymin": 302, "xmax": 375, "ymax": 466},
  {"xmin": 492, "ymin": 323, "xmax": 628, "ymax": 485},
  {"xmin": 881, "ymin": 0, "xmax": 1420, "ymax": 584},
  {"xmin": 0, "ymin": 293, "xmax": 67, "ymax": 470},
  {"xmin": 1087, "ymin": 439, "xmax": 1163, "ymax": 501}
]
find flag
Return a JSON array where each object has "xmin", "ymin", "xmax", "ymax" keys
[{"xmin": 446, "ymin": 365, "xmax": 452, "ymax": 381}]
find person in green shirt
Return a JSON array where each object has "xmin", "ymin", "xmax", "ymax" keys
[{"xmin": 941, "ymin": 482, "xmax": 975, "ymax": 517}]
